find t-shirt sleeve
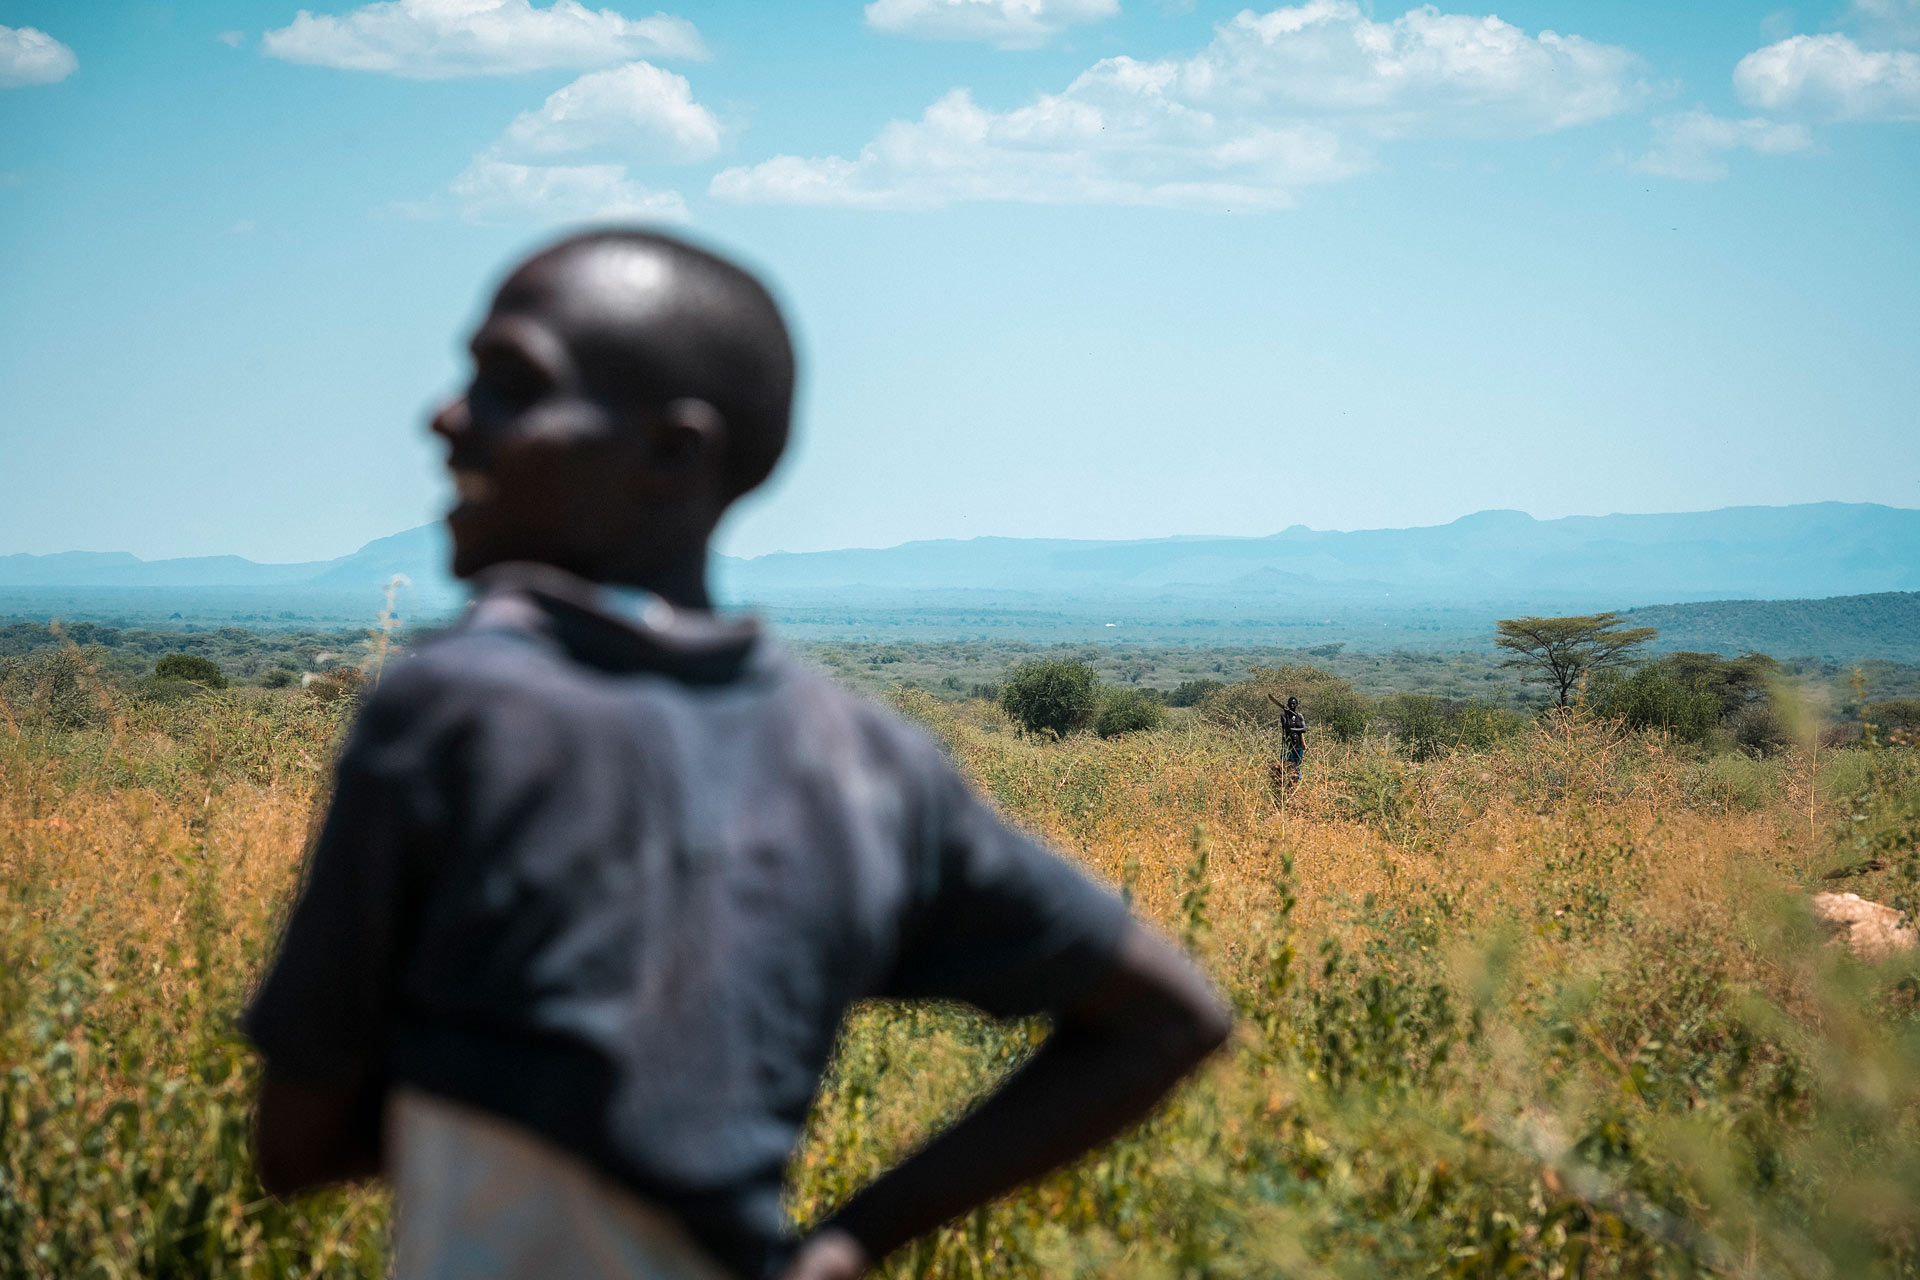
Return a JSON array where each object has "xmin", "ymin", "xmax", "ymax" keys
[
  {"xmin": 242, "ymin": 675, "xmax": 444, "ymax": 1089},
  {"xmin": 878, "ymin": 756, "xmax": 1131, "ymax": 1018}
]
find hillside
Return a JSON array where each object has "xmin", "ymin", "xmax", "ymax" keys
[
  {"xmin": 717, "ymin": 503, "xmax": 1920, "ymax": 603},
  {"xmin": 3, "ymin": 502, "xmax": 1915, "ymax": 605},
  {"xmin": 2, "ymin": 504, "xmax": 1914, "ymax": 655},
  {"xmin": 1625, "ymin": 591, "xmax": 1920, "ymax": 663}
]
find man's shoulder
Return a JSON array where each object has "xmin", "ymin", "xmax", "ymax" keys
[{"xmin": 366, "ymin": 624, "xmax": 552, "ymax": 707}]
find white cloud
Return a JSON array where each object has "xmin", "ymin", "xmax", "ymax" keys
[
  {"xmin": 1634, "ymin": 109, "xmax": 1813, "ymax": 180},
  {"xmin": 449, "ymin": 157, "xmax": 687, "ymax": 223},
  {"xmin": 713, "ymin": 87, "xmax": 1357, "ymax": 209},
  {"xmin": 0, "ymin": 24, "xmax": 77, "ymax": 88},
  {"xmin": 1735, "ymin": 32, "xmax": 1920, "ymax": 120},
  {"xmin": 217, "ymin": 30, "xmax": 246, "ymax": 47},
  {"xmin": 500, "ymin": 60, "xmax": 720, "ymax": 160},
  {"xmin": 1849, "ymin": 0, "xmax": 1920, "ymax": 45},
  {"xmin": 864, "ymin": 0, "xmax": 1118, "ymax": 51},
  {"xmin": 261, "ymin": 0, "xmax": 705, "ymax": 79},
  {"xmin": 438, "ymin": 57, "xmax": 715, "ymax": 224},
  {"xmin": 714, "ymin": 1, "xmax": 1646, "ymax": 210}
]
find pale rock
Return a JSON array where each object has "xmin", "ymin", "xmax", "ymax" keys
[{"xmin": 1811, "ymin": 891, "xmax": 1918, "ymax": 961}]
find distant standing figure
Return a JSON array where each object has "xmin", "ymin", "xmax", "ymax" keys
[
  {"xmin": 1268, "ymin": 693, "xmax": 1307, "ymax": 786},
  {"xmin": 1283, "ymin": 696, "xmax": 1308, "ymax": 781}
]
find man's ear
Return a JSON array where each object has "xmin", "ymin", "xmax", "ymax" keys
[{"xmin": 633, "ymin": 398, "xmax": 727, "ymax": 491}]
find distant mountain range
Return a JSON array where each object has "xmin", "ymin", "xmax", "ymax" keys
[{"xmin": 4, "ymin": 502, "xmax": 1915, "ymax": 608}]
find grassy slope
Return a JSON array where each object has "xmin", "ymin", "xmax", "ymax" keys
[{"xmin": 4, "ymin": 672, "xmax": 1920, "ymax": 1277}]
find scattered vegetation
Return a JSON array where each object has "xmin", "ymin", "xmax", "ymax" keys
[
  {"xmin": 1198, "ymin": 665, "xmax": 1372, "ymax": 743},
  {"xmin": 1495, "ymin": 612, "xmax": 1658, "ymax": 706},
  {"xmin": 154, "ymin": 652, "xmax": 228, "ymax": 689},
  {"xmin": 5, "ymin": 626, "xmax": 1920, "ymax": 1278},
  {"xmin": 1094, "ymin": 688, "xmax": 1166, "ymax": 739},
  {"xmin": 1000, "ymin": 659, "xmax": 1103, "ymax": 739}
]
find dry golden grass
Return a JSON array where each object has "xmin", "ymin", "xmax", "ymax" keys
[{"xmin": 4, "ymin": 674, "xmax": 1919, "ymax": 1278}]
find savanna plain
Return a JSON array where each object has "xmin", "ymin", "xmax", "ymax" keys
[{"xmin": 5, "ymin": 629, "xmax": 1920, "ymax": 1279}]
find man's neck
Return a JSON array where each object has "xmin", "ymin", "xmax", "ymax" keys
[{"xmin": 591, "ymin": 550, "xmax": 713, "ymax": 612}]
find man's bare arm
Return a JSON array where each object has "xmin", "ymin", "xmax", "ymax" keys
[
  {"xmin": 252, "ymin": 1070, "xmax": 384, "ymax": 1198},
  {"xmin": 794, "ymin": 921, "xmax": 1230, "ymax": 1276}
]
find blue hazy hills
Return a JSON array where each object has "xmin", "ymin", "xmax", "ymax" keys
[{"xmin": 4, "ymin": 502, "xmax": 1913, "ymax": 606}]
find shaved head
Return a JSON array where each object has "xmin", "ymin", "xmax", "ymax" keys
[
  {"xmin": 432, "ymin": 228, "xmax": 798, "ymax": 600},
  {"xmin": 497, "ymin": 229, "xmax": 796, "ymax": 498}
]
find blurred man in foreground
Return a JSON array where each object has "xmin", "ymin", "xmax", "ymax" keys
[{"xmin": 243, "ymin": 229, "xmax": 1230, "ymax": 1280}]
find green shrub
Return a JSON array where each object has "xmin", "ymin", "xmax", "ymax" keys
[
  {"xmin": 1330, "ymin": 751, "xmax": 1410, "ymax": 833},
  {"xmin": 154, "ymin": 653, "xmax": 227, "ymax": 689},
  {"xmin": 1165, "ymin": 679, "xmax": 1224, "ymax": 708},
  {"xmin": 1450, "ymin": 699, "xmax": 1526, "ymax": 751},
  {"xmin": 998, "ymin": 659, "xmax": 1100, "ymax": 738},
  {"xmin": 135, "ymin": 676, "xmax": 211, "ymax": 706},
  {"xmin": 1728, "ymin": 701, "xmax": 1791, "ymax": 757},
  {"xmin": 1685, "ymin": 752, "xmax": 1773, "ymax": 811},
  {"xmin": 1376, "ymin": 692, "xmax": 1452, "ymax": 761},
  {"xmin": 0, "ymin": 648, "xmax": 108, "ymax": 731},
  {"xmin": 1659, "ymin": 649, "xmax": 1779, "ymax": 718},
  {"xmin": 305, "ymin": 667, "xmax": 364, "ymax": 705},
  {"xmin": 1198, "ymin": 664, "xmax": 1371, "ymax": 742},
  {"xmin": 1094, "ymin": 688, "xmax": 1166, "ymax": 739},
  {"xmin": 1866, "ymin": 699, "xmax": 1920, "ymax": 734},
  {"xmin": 1589, "ymin": 663, "xmax": 1722, "ymax": 743},
  {"xmin": 261, "ymin": 667, "xmax": 299, "ymax": 689}
]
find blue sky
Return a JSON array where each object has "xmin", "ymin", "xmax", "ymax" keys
[{"xmin": 2, "ymin": 0, "xmax": 1916, "ymax": 564}]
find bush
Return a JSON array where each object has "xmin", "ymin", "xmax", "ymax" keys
[
  {"xmin": 0, "ymin": 648, "xmax": 107, "ymax": 730},
  {"xmin": 135, "ymin": 677, "xmax": 211, "ymax": 706},
  {"xmin": 1589, "ymin": 663, "xmax": 1722, "ymax": 744},
  {"xmin": 998, "ymin": 660, "xmax": 1100, "ymax": 738},
  {"xmin": 1198, "ymin": 664, "xmax": 1371, "ymax": 742},
  {"xmin": 1728, "ymin": 701, "xmax": 1791, "ymax": 757},
  {"xmin": 1095, "ymin": 688, "xmax": 1166, "ymax": 738},
  {"xmin": 1659, "ymin": 650, "xmax": 1779, "ymax": 718},
  {"xmin": 1686, "ymin": 752, "xmax": 1774, "ymax": 810},
  {"xmin": 1376, "ymin": 692, "xmax": 1453, "ymax": 761},
  {"xmin": 154, "ymin": 653, "xmax": 227, "ymax": 690},
  {"xmin": 1450, "ymin": 700, "xmax": 1526, "ymax": 751},
  {"xmin": 1165, "ymin": 679, "xmax": 1224, "ymax": 708},
  {"xmin": 305, "ymin": 667, "xmax": 364, "ymax": 705},
  {"xmin": 260, "ymin": 667, "xmax": 299, "ymax": 689},
  {"xmin": 1867, "ymin": 700, "xmax": 1920, "ymax": 734}
]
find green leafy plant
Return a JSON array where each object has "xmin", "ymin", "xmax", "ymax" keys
[
  {"xmin": 998, "ymin": 659, "xmax": 1101, "ymax": 739},
  {"xmin": 1094, "ymin": 688, "xmax": 1166, "ymax": 738},
  {"xmin": 154, "ymin": 653, "xmax": 228, "ymax": 690}
]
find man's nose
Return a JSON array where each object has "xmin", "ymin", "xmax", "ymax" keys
[{"xmin": 430, "ymin": 397, "xmax": 470, "ymax": 443}]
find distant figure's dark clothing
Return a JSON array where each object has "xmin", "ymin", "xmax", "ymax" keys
[
  {"xmin": 244, "ymin": 564, "xmax": 1129, "ymax": 1280},
  {"xmin": 1281, "ymin": 708, "xmax": 1307, "ymax": 766}
]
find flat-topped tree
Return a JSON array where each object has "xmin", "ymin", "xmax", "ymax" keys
[{"xmin": 1495, "ymin": 612, "xmax": 1657, "ymax": 707}]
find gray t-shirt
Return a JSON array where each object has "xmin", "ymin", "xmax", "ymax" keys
[{"xmin": 244, "ymin": 566, "xmax": 1129, "ymax": 1279}]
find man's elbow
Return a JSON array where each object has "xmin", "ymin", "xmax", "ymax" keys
[
  {"xmin": 1157, "ymin": 986, "xmax": 1232, "ymax": 1072},
  {"xmin": 252, "ymin": 1070, "xmax": 382, "ymax": 1199},
  {"xmin": 253, "ymin": 1136, "xmax": 304, "ymax": 1201}
]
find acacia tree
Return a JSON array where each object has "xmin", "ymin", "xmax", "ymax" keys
[
  {"xmin": 154, "ymin": 652, "xmax": 227, "ymax": 689},
  {"xmin": 1494, "ymin": 613, "xmax": 1656, "ymax": 707},
  {"xmin": 1000, "ymin": 659, "xmax": 1101, "ymax": 738}
]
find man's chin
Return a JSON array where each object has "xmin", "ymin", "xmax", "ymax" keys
[
  {"xmin": 446, "ymin": 524, "xmax": 499, "ymax": 581},
  {"xmin": 446, "ymin": 507, "xmax": 511, "ymax": 580}
]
